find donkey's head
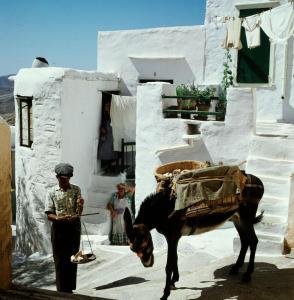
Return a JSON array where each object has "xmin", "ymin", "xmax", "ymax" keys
[{"xmin": 124, "ymin": 209, "xmax": 154, "ymax": 267}]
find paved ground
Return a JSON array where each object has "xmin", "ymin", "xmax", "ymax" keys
[{"xmin": 10, "ymin": 243, "xmax": 294, "ymax": 300}]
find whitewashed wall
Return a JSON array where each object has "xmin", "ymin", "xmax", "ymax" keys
[
  {"xmin": 205, "ymin": 0, "xmax": 294, "ymax": 122},
  {"xmin": 14, "ymin": 68, "xmax": 119, "ymax": 255},
  {"xmin": 14, "ymin": 68, "xmax": 64, "ymax": 255},
  {"xmin": 97, "ymin": 26, "xmax": 206, "ymax": 95},
  {"xmin": 97, "ymin": 2, "xmax": 294, "ymax": 122},
  {"xmin": 136, "ymin": 83, "xmax": 255, "ymax": 248},
  {"xmin": 61, "ymin": 70, "xmax": 119, "ymax": 201}
]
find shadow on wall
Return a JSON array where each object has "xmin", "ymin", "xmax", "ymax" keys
[
  {"xmin": 16, "ymin": 175, "xmax": 49, "ymax": 256},
  {"xmin": 118, "ymin": 79, "xmax": 132, "ymax": 96},
  {"xmin": 130, "ymin": 57, "xmax": 195, "ymax": 84},
  {"xmin": 157, "ymin": 139, "xmax": 213, "ymax": 165}
]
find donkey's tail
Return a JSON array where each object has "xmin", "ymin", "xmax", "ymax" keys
[{"xmin": 254, "ymin": 211, "xmax": 264, "ymax": 224}]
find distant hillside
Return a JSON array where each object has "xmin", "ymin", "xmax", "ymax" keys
[
  {"xmin": 0, "ymin": 74, "xmax": 14, "ymax": 89},
  {"xmin": 0, "ymin": 75, "xmax": 15, "ymax": 125}
]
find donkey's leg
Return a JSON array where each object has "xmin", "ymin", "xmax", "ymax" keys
[
  {"xmin": 171, "ymin": 239, "xmax": 180, "ymax": 288},
  {"xmin": 230, "ymin": 216, "xmax": 249, "ymax": 275},
  {"xmin": 242, "ymin": 223, "xmax": 258, "ymax": 282},
  {"xmin": 161, "ymin": 238, "xmax": 179, "ymax": 300}
]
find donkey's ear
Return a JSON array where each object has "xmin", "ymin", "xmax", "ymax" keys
[{"xmin": 124, "ymin": 208, "xmax": 135, "ymax": 243}]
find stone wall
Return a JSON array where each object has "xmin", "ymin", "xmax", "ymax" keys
[{"xmin": 0, "ymin": 117, "xmax": 12, "ymax": 289}]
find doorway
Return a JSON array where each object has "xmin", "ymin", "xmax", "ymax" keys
[{"xmin": 237, "ymin": 8, "xmax": 271, "ymax": 84}]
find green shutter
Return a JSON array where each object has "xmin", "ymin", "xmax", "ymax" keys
[{"xmin": 237, "ymin": 8, "xmax": 270, "ymax": 84}]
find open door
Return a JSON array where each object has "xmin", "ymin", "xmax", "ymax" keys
[{"xmin": 237, "ymin": 8, "xmax": 271, "ymax": 84}]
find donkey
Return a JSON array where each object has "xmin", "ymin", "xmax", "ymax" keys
[{"xmin": 124, "ymin": 172, "xmax": 264, "ymax": 300}]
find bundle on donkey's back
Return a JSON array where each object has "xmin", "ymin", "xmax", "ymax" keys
[{"xmin": 124, "ymin": 165, "xmax": 264, "ymax": 300}]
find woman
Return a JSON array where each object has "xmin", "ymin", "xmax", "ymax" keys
[
  {"xmin": 97, "ymin": 99, "xmax": 118, "ymax": 174},
  {"xmin": 107, "ymin": 183, "xmax": 134, "ymax": 245}
]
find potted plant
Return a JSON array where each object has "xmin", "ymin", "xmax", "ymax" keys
[
  {"xmin": 176, "ymin": 84, "xmax": 196, "ymax": 110},
  {"xmin": 176, "ymin": 84, "xmax": 197, "ymax": 119},
  {"xmin": 195, "ymin": 87, "xmax": 215, "ymax": 120}
]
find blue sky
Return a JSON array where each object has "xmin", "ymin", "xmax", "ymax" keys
[{"xmin": 0, "ymin": 0, "xmax": 206, "ymax": 76}]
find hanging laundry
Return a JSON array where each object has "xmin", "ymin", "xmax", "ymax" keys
[
  {"xmin": 260, "ymin": 2, "xmax": 294, "ymax": 43},
  {"xmin": 222, "ymin": 18, "xmax": 243, "ymax": 49},
  {"xmin": 260, "ymin": 2, "xmax": 294, "ymax": 99},
  {"xmin": 110, "ymin": 95, "xmax": 136, "ymax": 152},
  {"xmin": 242, "ymin": 14, "xmax": 261, "ymax": 49}
]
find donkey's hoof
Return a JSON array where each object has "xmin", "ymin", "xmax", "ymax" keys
[
  {"xmin": 229, "ymin": 265, "xmax": 239, "ymax": 275},
  {"xmin": 241, "ymin": 273, "xmax": 252, "ymax": 283},
  {"xmin": 160, "ymin": 289, "xmax": 170, "ymax": 300}
]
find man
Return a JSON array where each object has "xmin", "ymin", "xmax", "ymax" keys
[{"xmin": 45, "ymin": 163, "xmax": 84, "ymax": 293}]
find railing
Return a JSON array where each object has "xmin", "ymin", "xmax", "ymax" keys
[
  {"xmin": 120, "ymin": 139, "xmax": 136, "ymax": 180},
  {"xmin": 161, "ymin": 94, "xmax": 226, "ymax": 120}
]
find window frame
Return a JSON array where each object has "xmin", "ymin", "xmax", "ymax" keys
[
  {"xmin": 17, "ymin": 95, "xmax": 33, "ymax": 148},
  {"xmin": 233, "ymin": 2, "xmax": 279, "ymax": 88}
]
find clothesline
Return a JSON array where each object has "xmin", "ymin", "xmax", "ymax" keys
[
  {"xmin": 222, "ymin": 2, "xmax": 293, "ymax": 49},
  {"xmin": 209, "ymin": 2, "xmax": 293, "ymax": 24},
  {"xmin": 219, "ymin": 2, "xmax": 293, "ymax": 99}
]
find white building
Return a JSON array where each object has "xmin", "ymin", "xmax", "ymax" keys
[{"xmin": 13, "ymin": 0, "xmax": 294, "ymax": 256}]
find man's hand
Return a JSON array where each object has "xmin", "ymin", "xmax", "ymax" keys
[
  {"xmin": 76, "ymin": 196, "xmax": 84, "ymax": 215},
  {"xmin": 56, "ymin": 214, "xmax": 78, "ymax": 222}
]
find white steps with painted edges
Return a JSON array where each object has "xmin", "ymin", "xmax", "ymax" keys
[
  {"xmin": 258, "ymin": 196, "xmax": 289, "ymax": 217},
  {"xmin": 248, "ymin": 135, "xmax": 294, "ymax": 160},
  {"xmin": 235, "ymin": 131, "xmax": 294, "ymax": 255},
  {"xmin": 82, "ymin": 173, "xmax": 123, "ymax": 237},
  {"xmin": 89, "ymin": 174, "xmax": 123, "ymax": 193},
  {"xmin": 233, "ymin": 232, "xmax": 284, "ymax": 255},
  {"xmin": 256, "ymin": 121, "xmax": 294, "ymax": 138}
]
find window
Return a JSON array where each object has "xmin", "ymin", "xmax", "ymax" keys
[
  {"xmin": 17, "ymin": 96, "xmax": 33, "ymax": 147},
  {"xmin": 237, "ymin": 8, "xmax": 271, "ymax": 84}
]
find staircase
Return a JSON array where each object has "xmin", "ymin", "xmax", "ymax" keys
[
  {"xmin": 82, "ymin": 174, "xmax": 123, "ymax": 239},
  {"xmin": 234, "ymin": 122, "xmax": 294, "ymax": 255}
]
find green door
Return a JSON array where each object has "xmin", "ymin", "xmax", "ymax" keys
[{"xmin": 237, "ymin": 8, "xmax": 270, "ymax": 84}]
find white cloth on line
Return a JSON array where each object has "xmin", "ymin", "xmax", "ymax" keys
[
  {"xmin": 222, "ymin": 18, "xmax": 243, "ymax": 49},
  {"xmin": 260, "ymin": 2, "xmax": 294, "ymax": 43},
  {"xmin": 110, "ymin": 95, "xmax": 136, "ymax": 152},
  {"xmin": 289, "ymin": 57, "xmax": 294, "ymax": 107},
  {"xmin": 242, "ymin": 14, "xmax": 261, "ymax": 49},
  {"xmin": 260, "ymin": 3, "xmax": 294, "ymax": 99}
]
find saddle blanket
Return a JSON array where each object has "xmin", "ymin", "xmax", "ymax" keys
[{"xmin": 174, "ymin": 165, "xmax": 247, "ymax": 211}]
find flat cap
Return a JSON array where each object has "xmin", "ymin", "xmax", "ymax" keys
[{"xmin": 55, "ymin": 163, "xmax": 74, "ymax": 177}]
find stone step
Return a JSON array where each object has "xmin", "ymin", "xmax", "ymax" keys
[
  {"xmin": 256, "ymin": 235, "xmax": 284, "ymax": 255},
  {"xmin": 257, "ymin": 175, "xmax": 290, "ymax": 199},
  {"xmin": 258, "ymin": 196, "xmax": 289, "ymax": 217},
  {"xmin": 81, "ymin": 207, "xmax": 109, "ymax": 224},
  {"xmin": 249, "ymin": 135, "xmax": 294, "ymax": 161},
  {"xmin": 233, "ymin": 233, "xmax": 284, "ymax": 255},
  {"xmin": 255, "ymin": 214, "xmax": 287, "ymax": 236},
  {"xmin": 246, "ymin": 156, "xmax": 294, "ymax": 178},
  {"xmin": 81, "ymin": 234, "xmax": 110, "ymax": 249},
  {"xmin": 87, "ymin": 191, "xmax": 113, "ymax": 208},
  {"xmin": 256, "ymin": 122, "xmax": 294, "ymax": 138},
  {"xmin": 89, "ymin": 174, "xmax": 123, "ymax": 192},
  {"xmin": 80, "ymin": 208, "xmax": 111, "ymax": 236}
]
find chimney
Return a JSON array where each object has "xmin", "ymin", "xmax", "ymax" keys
[{"xmin": 32, "ymin": 57, "xmax": 49, "ymax": 68}]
